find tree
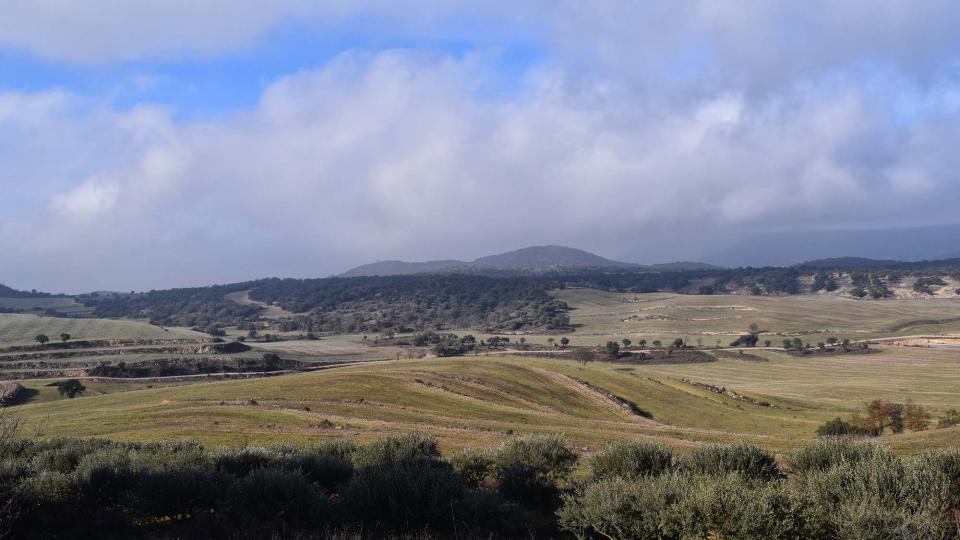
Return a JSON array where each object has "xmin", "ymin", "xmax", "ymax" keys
[
  {"xmin": 671, "ymin": 338, "xmax": 685, "ymax": 349},
  {"xmin": 621, "ymin": 338, "xmax": 631, "ymax": 348},
  {"xmin": 34, "ymin": 334, "xmax": 49, "ymax": 346},
  {"xmin": 904, "ymin": 400, "xmax": 931, "ymax": 431},
  {"xmin": 764, "ymin": 340, "xmax": 772, "ymax": 347},
  {"xmin": 748, "ymin": 323, "xmax": 760, "ymax": 334},
  {"xmin": 56, "ymin": 379, "xmax": 86, "ymax": 398},
  {"xmin": 547, "ymin": 338, "xmax": 555, "ymax": 348},
  {"xmin": 559, "ymin": 337, "xmax": 570, "ymax": 348},
  {"xmin": 604, "ymin": 341, "xmax": 621, "ymax": 359},
  {"xmin": 826, "ymin": 337, "xmax": 838, "ymax": 346},
  {"xmin": 572, "ymin": 348, "xmax": 595, "ymax": 366},
  {"xmin": 59, "ymin": 333, "xmax": 71, "ymax": 343},
  {"xmin": 652, "ymin": 340, "xmax": 662, "ymax": 348},
  {"xmin": 518, "ymin": 337, "xmax": 527, "ymax": 348},
  {"xmin": 816, "ymin": 417, "xmax": 855, "ymax": 437},
  {"xmin": 247, "ymin": 329, "xmax": 258, "ymax": 340},
  {"xmin": 637, "ymin": 339, "xmax": 646, "ymax": 348}
]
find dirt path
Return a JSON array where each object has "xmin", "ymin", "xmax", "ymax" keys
[{"xmin": 224, "ymin": 290, "xmax": 296, "ymax": 319}]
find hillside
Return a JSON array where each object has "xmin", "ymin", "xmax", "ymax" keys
[
  {"xmin": 340, "ymin": 259, "xmax": 467, "ymax": 277},
  {"xmin": 15, "ymin": 350, "xmax": 960, "ymax": 452}
]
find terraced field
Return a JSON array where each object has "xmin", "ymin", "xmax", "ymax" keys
[{"xmin": 13, "ymin": 347, "xmax": 960, "ymax": 453}]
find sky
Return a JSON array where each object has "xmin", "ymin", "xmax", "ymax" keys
[{"xmin": 2, "ymin": 1, "xmax": 960, "ymax": 292}]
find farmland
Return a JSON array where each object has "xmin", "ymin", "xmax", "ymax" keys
[
  {"xmin": 3, "ymin": 289, "xmax": 960, "ymax": 455},
  {"xmin": 521, "ymin": 288, "xmax": 960, "ymax": 346}
]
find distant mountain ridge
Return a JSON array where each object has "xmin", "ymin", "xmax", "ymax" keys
[{"xmin": 340, "ymin": 245, "xmax": 718, "ymax": 277}]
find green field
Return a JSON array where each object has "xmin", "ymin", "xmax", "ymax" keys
[{"xmin": 0, "ymin": 313, "xmax": 204, "ymax": 346}]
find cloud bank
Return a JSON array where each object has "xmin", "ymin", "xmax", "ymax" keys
[{"xmin": 2, "ymin": 2, "xmax": 960, "ymax": 291}]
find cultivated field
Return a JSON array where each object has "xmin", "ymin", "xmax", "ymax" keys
[{"xmin": 509, "ymin": 288, "xmax": 960, "ymax": 346}]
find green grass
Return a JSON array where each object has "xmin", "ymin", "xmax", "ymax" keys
[
  {"xmin": 14, "ymin": 348, "xmax": 960, "ymax": 454},
  {"xmin": 0, "ymin": 313, "xmax": 204, "ymax": 346}
]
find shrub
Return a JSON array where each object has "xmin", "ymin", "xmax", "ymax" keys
[
  {"xmin": 351, "ymin": 433, "xmax": 440, "ymax": 468},
  {"xmin": 680, "ymin": 443, "xmax": 781, "ymax": 481},
  {"xmin": 677, "ymin": 474, "xmax": 820, "ymax": 540},
  {"xmin": 815, "ymin": 417, "xmax": 856, "ymax": 437},
  {"xmin": 230, "ymin": 468, "xmax": 328, "ymax": 527},
  {"xmin": 558, "ymin": 476, "xmax": 688, "ymax": 540},
  {"xmin": 338, "ymin": 459, "xmax": 474, "ymax": 532},
  {"xmin": 493, "ymin": 433, "xmax": 578, "ymax": 509},
  {"xmin": 589, "ymin": 440, "xmax": 674, "ymax": 481},
  {"xmin": 493, "ymin": 433, "xmax": 578, "ymax": 482},
  {"xmin": 448, "ymin": 449, "xmax": 494, "ymax": 488},
  {"xmin": 787, "ymin": 438, "xmax": 892, "ymax": 475}
]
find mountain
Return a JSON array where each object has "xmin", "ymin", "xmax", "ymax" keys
[
  {"xmin": 472, "ymin": 245, "xmax": 633, "ymax": 270},
  {"xmin": 706, "ymin": 224, "xmax": 960, "ymax": 267},
  {"xmin": 340, "ymin": 245, "xmax": 721, "ymax": 277},
  {"xmin": 341, "ymin": 245, "xmax": 639, "ymax": 277}
]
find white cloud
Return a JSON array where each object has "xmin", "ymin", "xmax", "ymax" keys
[
  {"xmin": 3, "ymin": 3, "xmax": 960, "ymax": 290},
  {"xmin": 50, "ymin": 177, "xmax": 119, "ymax": 220},
  {"xmin": 2, "ymin": 49, "xmax": 960, "ymax": 292}
]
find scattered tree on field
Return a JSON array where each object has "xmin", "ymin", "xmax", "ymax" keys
[
  {"xmin": 621, "ymin": 338, "xmax": 631, "ymax": 348},
  {"xmin": 34, "ymin": 334, "xmax": 49, "ymax": 346},
  {"xmin": 604, "ymin": 341, "xmax": 621, "ymax": 359},
  {"xmin": 59, "ymin": 333, "xmax": 71, "ymax": 343},
  {"xmin": 56, "ymin": 379, "xmax": 86, "ymax": 399},
  {"xmin": 572, "ymin": 348, "xmax": 595, "ymax": 366},
  {"xmin": 904, "ymin": 400, "xmax": 931, "ymax": 431},
  {"xmin": 559, "ymin": 337, "xmax": 569, "ymax": 348}
]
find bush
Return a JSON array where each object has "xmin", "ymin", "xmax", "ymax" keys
[
  {"xmin": 680, "ymin": 443, "xmax": 781, "ymax": 481},
  {"xmin": 677, "ymin": 474, "xmax": 820, "ymax": 540},
  {"xmin": 448, "ymin": 449, "xmax": 494, "ymax": 488},
  {"xmin": 493, "ymin": 433, "xmax": 578, "ymax": 482},
  {"xmin": 588, "ymin": 440, "xmax": 674, "ymax": 481},
  {"xmin": 351, "ymin": 433, "xmax": 440, "ymax": 468},
  {"xmin": 493, "ymin": 433, "xmax": 578, "ymax": 510},
  {"xmin": 787, "ymin": 439, "xmax": 892, "ymax": 475},
  {"xmin": 338, "ymin": 459, "xmax": 476, "ymax": 532},
  {"xmin": 230, "ymin": 468, "xmax": 328, "ymax": 527},
  {"xmin": 816, "ymin": 417, "xmax": 857, "ymax": 437},
  {"xmin": 558, "ymin": 476, "xmax": 688, "ymax": 540}
]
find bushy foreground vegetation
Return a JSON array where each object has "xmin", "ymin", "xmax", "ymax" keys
[
  {"xmin": 563, "ymin": 439, "xmax": 960, "ymax": 539},
  {"xmin": 0, "ymin": 433, "xmax": 575, "ymax": 539},
  {"xmin": 3, "ymin": 432, "xmax": 960, "ymax": 539}
]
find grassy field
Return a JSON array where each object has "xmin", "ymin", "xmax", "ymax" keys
[
  {"xmin": 490, "ymin": 289, "xmax": 960, "ymax": 347},
  {"xmin": 13, "ymin": 346, "xmax": 960, "ymax": 454},
  {"xmin": 0, "ymin": 296, "xmax": 93, "ymax": 316},
  {"xmin": 6, "ymin": 290, "xmax": 960, "ymax": 455},
  {"xmin": 0, "ymin": 313, "xmax": 204, "ymax": 346}
]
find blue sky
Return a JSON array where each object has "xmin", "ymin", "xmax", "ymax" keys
[{"xmin": 2, "ymin": 1, "xmax": 960, "ymax": 292}]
